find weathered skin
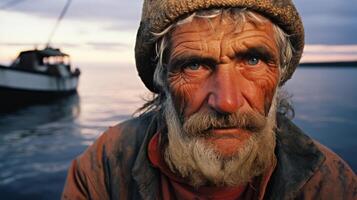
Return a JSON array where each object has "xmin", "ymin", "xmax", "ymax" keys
[
  {"xmin": 167, "ymin": 16, "xmax": 279, "ymax": 156},
  {"xmin": 61, "ymin": 113, "xmax": 357, "ymax": 199}
]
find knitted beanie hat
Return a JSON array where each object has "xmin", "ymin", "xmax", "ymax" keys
[{"xmin": 135, "ymin": 0, "xmax": 304, "ymax": 93}]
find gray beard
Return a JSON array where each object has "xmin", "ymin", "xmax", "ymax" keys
[{"xmin": 162, "ymin": 92, "xmax": 278, "ymax": 187}]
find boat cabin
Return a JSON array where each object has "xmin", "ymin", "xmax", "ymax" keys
[{"xmin": 11, "ymin": 47, "xmax": 74, "ymax": 77}]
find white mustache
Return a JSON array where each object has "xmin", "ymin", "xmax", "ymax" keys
[{"xmin": 182, "ymin": 109, "xmax": 267, "ymax": 137}]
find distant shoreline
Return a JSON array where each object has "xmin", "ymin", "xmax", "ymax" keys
[{"xmin": 299, "ymin": 61, "xmax": 357, "ymax": 67}]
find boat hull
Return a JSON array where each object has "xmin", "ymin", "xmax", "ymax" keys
[
  {"xmin": 0, "ymin": 66, "xmax": 79, "ymax": 111},
  {"xmin": 0, "ymin": 66, "xmax": 78, "ymax": 92}
]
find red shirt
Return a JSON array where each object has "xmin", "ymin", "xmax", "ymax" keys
[{"xmin": 148, "ymin": 132, "xmax": 276, "ymax": 200}]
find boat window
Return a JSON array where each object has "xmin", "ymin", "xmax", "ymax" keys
[
  {"xmin": 43, "ymin": 57, "xmax": 49, "ymax": 65},
  {"xmin": 63, "ymin": 56, "xmax": 70, "ymax": 65},
  {"xmin": 43, "ymin": 56, "xmax": 70, "ymax": 66}
]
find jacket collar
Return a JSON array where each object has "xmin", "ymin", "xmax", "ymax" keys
[
  {"xmin": 264, "ymin": 114, "xmax": 326, "ymax": 199},
  {"xmin": 131, "ymin": 113, "xmax": 326, "ymax": 200},
  {"xmin": 131, "ymin": 113, "xmax": 160, "ymax": 200}
]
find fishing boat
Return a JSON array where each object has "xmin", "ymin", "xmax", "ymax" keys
[
  {"xmin": 0, "ymin": 0, "xmax": 81, "ymax": 110},
  {"xmin": 0, "ymin": 47, "xmax": 80, "ymax": 108}
]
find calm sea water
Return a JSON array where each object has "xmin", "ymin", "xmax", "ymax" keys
[{"xmin": 0, "ymin": 65, "xmax": 356, "ymax": 199}]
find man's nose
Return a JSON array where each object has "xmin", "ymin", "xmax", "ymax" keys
[{"xmin": 207, "ymin": 66, "xmax": 244, "ymax": 114}]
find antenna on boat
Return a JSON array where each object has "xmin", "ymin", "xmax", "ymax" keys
[{"xmin": 45, "ymin": 0, "xmax": 72, "ymax": 48}]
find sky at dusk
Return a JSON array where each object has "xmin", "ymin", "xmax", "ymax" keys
[{"xmin": 0, "ymin": 0, "xmax": 357, "ymax": 65}]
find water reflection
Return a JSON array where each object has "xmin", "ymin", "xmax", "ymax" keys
[
  {"xmin": 285, "ymin": 67, "xmax": 357, "ymax": 171},
  {"xmin": 0, "ymin": 65, "xmax": 144, "ymax": 199},
  {"xmin": 0, "ymin": 94, "xmax": 80, "ymax": 134},
  {"xmin": 0, "ymin": 94, "xmax": 81, "ymax": 199}
]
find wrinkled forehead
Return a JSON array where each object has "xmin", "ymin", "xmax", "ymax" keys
[{"xmin": 170, "ymin": 10, "xmax": 275, "ymax": 39}]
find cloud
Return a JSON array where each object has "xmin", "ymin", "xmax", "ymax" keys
[
  {"xmin": 294, "ymin": 0, "xmax": 356, "ymax": 17},
  {"xmin": 105, "ymin": 22, "xmax": 139, "ymax": 32},
  {"xmin": 304, "ymin": 45, "xmax": 357, "ymax": 54},
  {"xmin": 0, "ymin": 0, "xmax": 28, "ymax": 10},
  {"xmin": 0, "ymin": 41, "xmax": 132, "ymax": 51},
  {"xmin": 86, "ymin": 42, "xmax": 129, "ymax": 50},
  {"xmin": 4, "ymin": 0, "xmax": 357, "ymax": 44},
  {"xmin": 294, "ymin": 0, "xmax": 357, "ymax": 44},
  {"xmin": 0, "ymin": 42, "xmax": 79, "ymax": 48},
  {"xmin": 302, "ymin": 45, "xmax": 357, "ymax": 62},
  {"xmin": 2, "ymin": 0, "xmax": 141, "ymax": 29}
]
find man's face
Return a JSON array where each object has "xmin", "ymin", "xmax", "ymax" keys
[{"xmin": 166, "ymin": 14, "xmax": 280, "ymax": 157}]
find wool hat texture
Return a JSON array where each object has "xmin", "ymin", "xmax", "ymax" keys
[{"xmin": 135, "ymin": 0, "xmax": 304, "ymax": 93}]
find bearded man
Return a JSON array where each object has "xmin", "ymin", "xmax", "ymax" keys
[{"xmin": 62, "ymin": 0, "xmax": 357, "ymax": 199}]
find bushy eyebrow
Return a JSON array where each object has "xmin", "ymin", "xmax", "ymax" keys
[{"xmin": 169, "ymin": 55, "xmax": 217, "ymax": 71}]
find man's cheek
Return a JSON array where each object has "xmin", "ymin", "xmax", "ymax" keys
[
  {"xmin": 264, "ymin": 94, "xmax": 275, "ymax": 115},
  {"xmin": 169, "ymin": 81, "xmax": 201, "ymax": 116},
  {"xmin": 257, "ymin": 77, "xmax": 279, "ymax": 115},
  {"xmin": 249, "ymin": 75, "xmax": 279, "ymax": 115}
]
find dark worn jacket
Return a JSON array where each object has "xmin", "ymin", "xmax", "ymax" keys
[{"xmin": 62, "ymin": 112, "xmax": 357, "ymax": 200}]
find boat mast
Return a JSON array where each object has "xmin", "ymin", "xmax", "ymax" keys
[{"xmin": 45, "ymin": 0, "xmax": 72, "ymax": 48}]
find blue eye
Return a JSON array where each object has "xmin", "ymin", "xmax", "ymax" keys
[
  {"xmin": 247, "ymin": 57, "xmax": 260, "ymax": 66},
  {"xmin": 186, "ymin": 63, "xmax": 200, "ymax": 70}
]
